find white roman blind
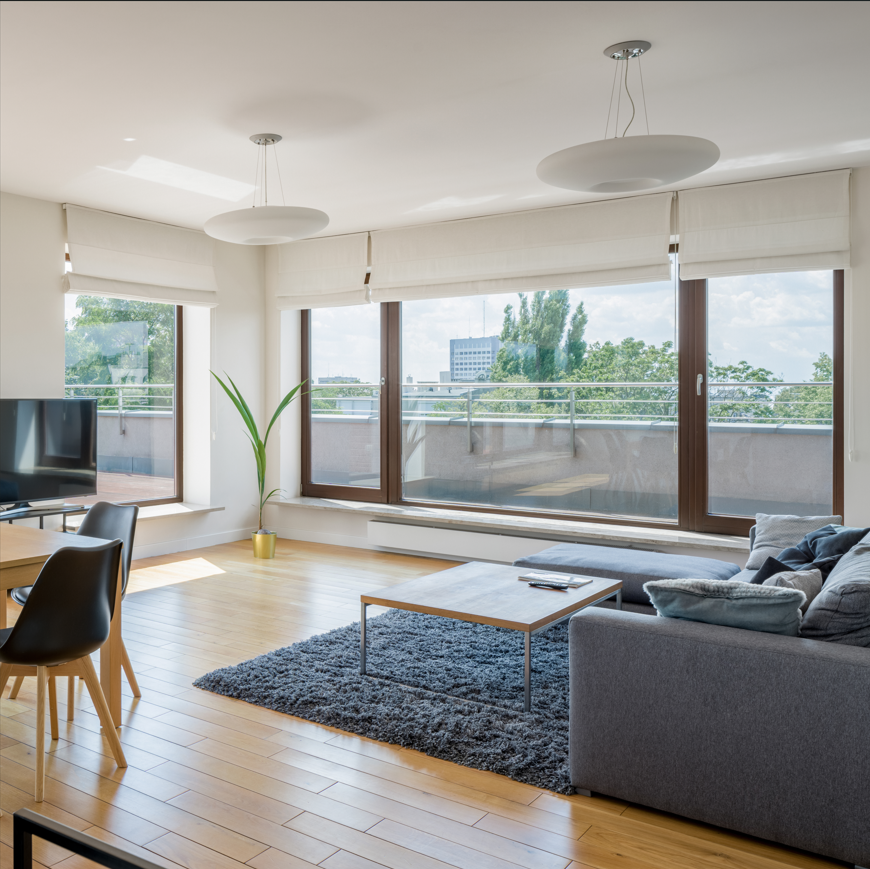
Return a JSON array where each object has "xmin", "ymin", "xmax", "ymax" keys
[
  {"xmin": 678, "ymin": 170, "xmax": 851, "ymax": 280},
  {"xmin": 368, "ymin": 192, "xmax": 673, "ymax": 303},
  {"xmin": 64, "ymin": 204, "xmax": 219, "ymax": 306},
  {"xmin": 275, "ymin": 232, "xmax": 369, "ymax": 309}
]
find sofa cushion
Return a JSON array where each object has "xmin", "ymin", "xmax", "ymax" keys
[
  {"xmin": 801, "ymin": 531, "xmax": 870, "ymax": 647},
  {"xmin": 749, "ymin": 556, "xmax": 794, "ymax": 584},
  {"xmin": 746, "ymin": 513, "xmax": 841, "ymax": 569},
  {"xmin": 644, "ymin": 579, "xmax": 805, "ymax": 636},
  {"xmin": 762, "ymin": 569, "xmax": 822, "ymax": 613},
  {"xmin": 513, "ymin": 543, "xmax": 740, "ymax": 606}
]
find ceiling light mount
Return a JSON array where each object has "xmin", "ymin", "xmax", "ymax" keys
[
  {"xmin": 536, "ymin": 40, "xmax": 719, "ymax": 193},
  {"xmin": 204, "ymin": 134, "xmax": 329, "ymax": 245},
  {"xmin": 603, "ymin": 40, "xmax": 651, "ymax": 60},
  {"xmin": 249, "ymin": 133, "xmax": 282, "ymax": 146}
]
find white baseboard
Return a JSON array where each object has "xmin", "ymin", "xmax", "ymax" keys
[{"xmin": 132, "ymin": 527, "xmax": 255, "ymax": 560}]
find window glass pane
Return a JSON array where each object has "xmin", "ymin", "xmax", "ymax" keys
[
  {"xmin": 706, "ymin": 271, "xmax": 833, "ymax": 517},
  {"xmin": 401, "ymin": 269, "xmax": 678, "ymax": 521},
  {"xmin": 64, "ymin": 294, "xmax": 177, "ymax": 503},
  {"xmin": 309, "ymin": 304, "xmax": 381, "ymax": 488}
]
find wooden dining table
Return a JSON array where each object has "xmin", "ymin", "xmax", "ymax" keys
[{"xmin": 0, "ymin": 523, "xmax": 125, "ymax": 726}]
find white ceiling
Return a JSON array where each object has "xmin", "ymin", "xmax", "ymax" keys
[{"xmin": 2, "ymin": 1, "xmax": 869, "ymax": 237}]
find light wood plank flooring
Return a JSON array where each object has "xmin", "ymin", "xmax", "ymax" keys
[{"xmin": 1, "ymin": 539, "xmax": 843, "ymax": 869}]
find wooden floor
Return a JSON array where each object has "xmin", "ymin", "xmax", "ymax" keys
[{"xmin": 0, "ymin": 539, "xmax": 843, "ymax": 869}]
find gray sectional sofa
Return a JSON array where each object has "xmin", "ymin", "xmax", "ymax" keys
[{"xmin": 516, "ymin": 530, "xmax": 870, "ymax": 866}]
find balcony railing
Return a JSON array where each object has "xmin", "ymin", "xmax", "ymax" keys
[
  {"xmin": 311, "ymin": 380, "xmax": 833, "ymax": 426},
  {"xmin": 65, "ymin": 383, "xmax": 174, "ymax": 434}
]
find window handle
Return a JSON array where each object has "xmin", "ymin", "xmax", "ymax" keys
[
  {"xmin": 696, "ymin": 374, "xmax": 704, "ymax": 396},
  {"xmin": 380, "ymin": 377, "xmax": 386, "ymax": 386}
]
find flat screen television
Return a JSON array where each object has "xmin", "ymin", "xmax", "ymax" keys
[{"xmin": 0, "ymin": 398, "xmax": 97, "ymax": 507}]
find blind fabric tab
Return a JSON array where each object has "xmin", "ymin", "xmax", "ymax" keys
[
  {"xmin": 65, "ymin": 204, "xmax": 218, "ymax": 306},
  {"xmin": 678, "ymin": 170, "xmax": 851, "ymax": 279},
  {"xmin": 275, "ymin": 232, "xmax": 369, "ymax": 310},
  {"xmin": 368, "ymin": 192, "xmax": 673, "ymax": 302}
]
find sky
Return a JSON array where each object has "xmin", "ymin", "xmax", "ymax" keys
[{"xmin": 308, "ymin": 267, "xmax": 833, "ymax": 385}]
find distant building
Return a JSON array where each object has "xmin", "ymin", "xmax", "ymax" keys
[
  {"xmin": 449, "ymin": 336, "xmax": 500, "ymax": 381},
  {"xmin": 318, "ymin": 376, "xmax": 361, "ymax": 384}
]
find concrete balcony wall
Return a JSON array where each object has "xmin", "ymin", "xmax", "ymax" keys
[
  {"xmin": 311, "ymin": 414, "xmax": 833, "ymax": 520},
  {"xmin": 96, "ymin": 410, "xmax": 174, "ymax": 477}
]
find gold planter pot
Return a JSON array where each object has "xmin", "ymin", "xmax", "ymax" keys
[{"xmin": 252, "ymin": 531, "xmax": 277, "ymax": 559}]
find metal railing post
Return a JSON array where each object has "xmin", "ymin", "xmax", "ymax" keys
[
  {"xmin": 467, "ymin": 388, "xmax": 473, "ymax": 453},
  {"xmin": 570, "ymin": 389, "xmax": 576, "ymax": 457},
  {"xmin": 118, "ymin": 386, "xmax": 125, "ymax": 435}
]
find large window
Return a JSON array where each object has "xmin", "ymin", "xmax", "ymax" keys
[
  {"xmin": 64, "ymin": 295, "xmax": 182, "ymax": 505},
  {"xmin": 301, "ymin": 267, "xmax": 842, "ymax": 534},
  {"xmin": 400, "ymin": 277, "xmax": 678, "ymax": 521}
]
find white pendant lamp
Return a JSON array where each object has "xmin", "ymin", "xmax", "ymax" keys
[
  {"xmin": 537, "ymin": 42, "xmax": 719, "ymax": 194},
  {"xmin": 204, "ymin": 134, "xmax": 329, "ymax": 245}
]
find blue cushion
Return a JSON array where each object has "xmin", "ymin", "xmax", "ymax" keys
[
  {"xmin": 644, "ymin": 579, "xmax": 805, "ymax": 636},
  {"xmin": 514, "ymin": 543, "xmax": 741, "ymax": 605}
]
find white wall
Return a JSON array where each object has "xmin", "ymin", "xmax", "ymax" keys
[
  {"xmin": 0, "ymin": 193, "xmax": 66, "ymax": 398},
  {"xmin": 0, "ymin": 191, "xmax": 267, "ymax": 557}
]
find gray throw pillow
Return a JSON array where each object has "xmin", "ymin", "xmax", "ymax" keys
[
  {"xmin": 762, "ymin": 569, "xmax": 822, "ymax": 613},
  {"xmin": 745, "ymin": 513, "xmax": 841, "ymax": 569},
  {"xmin": 801, "ymin": 531, "xmax": 870, "ymax": 647},
  {"xmin": 644, "ymin": 579, "xmax": 805, "ymax": 636}
]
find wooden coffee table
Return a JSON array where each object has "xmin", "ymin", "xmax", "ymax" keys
[{"xmin": 360, "ymin": 561, "xmax": 622, "ymax": 712}]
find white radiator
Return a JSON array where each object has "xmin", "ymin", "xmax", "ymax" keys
[{"xmin": 367, "ymin": 520, "xmax": 567, "ymax": 563}]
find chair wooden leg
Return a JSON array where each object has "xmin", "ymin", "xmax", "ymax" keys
[
  {"xmin": 0, "ymin": 662, "xmax": 12, "ymax": 695},
  {"xmin": 67, "ymin": 675, "xmax": 76, "ymax": 720},
  {"xmin": 9, "ymin": 674, "xmax": 24, "ymax": 699},
  {"xmin": 48, "ymin": 675, "xmax": 59, "ymax": 741},
  {"xmin": 78, "ymin": 656, "xmax": 126, "ymax": 768},
  {"xmin": 36, "ymin": 666, "xmax": 47, "ymax": 802},
  {"xmin": 120, "ymin": 639, "xmax": 141, "ymax": 698}
]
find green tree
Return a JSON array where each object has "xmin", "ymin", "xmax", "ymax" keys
[
  {"xmin": 707, "ymin": 359, "xmax": 781, "ymax": 422},
  {"xmin": 563, "ymin": 303, "xmax": 588, "ymax": 372},
  {"xmin": 65, "ymin": 296, "xmax": 176, "ymax": 409},
  {"xmin": 774, "ymin": 352, "xmax": 833, "ymax": 425}
]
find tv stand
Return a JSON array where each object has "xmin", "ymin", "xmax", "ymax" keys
[{"xmin": 0, "ymin": 503, "xmax": 90, "ymax": 532}]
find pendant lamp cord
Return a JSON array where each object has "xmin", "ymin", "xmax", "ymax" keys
[
  {"xmin": 252, "ymin": 140, "xmax": 262, "ymax": 208},
  {"xmin": 622, "ymin": 57, "xmax": 636, "ymax": 136},
  {"xmin": 264, "ymin": 143, "xmax": 268, "ymax": 206},
  {"xmin": 614, "ymin": 59, "xmax": 623, "ymax": 138},
  {"xmin": 273, "ymin": 143, "xmax": 287, "ymax": 206},
  {"xmin": 604, "ymin": 56, "xmax": 619, "ymax": 138},
  {"xmin": 638, "ymin": 55, "xmax": 650, "ymax": 135}
]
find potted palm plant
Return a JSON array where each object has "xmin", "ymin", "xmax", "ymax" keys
[{"xmin": 211, "ymin": 371, "xmax": 304, "ymax": 558}]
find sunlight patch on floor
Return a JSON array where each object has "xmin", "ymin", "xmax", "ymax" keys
[{"xmin": 128, "ymin": 557, "xmax": 225, "ymax": 591}]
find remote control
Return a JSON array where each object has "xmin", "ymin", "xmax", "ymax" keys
[{"xmin": 528, "ymin": 580, "xmax": 570, "ymax": 590}]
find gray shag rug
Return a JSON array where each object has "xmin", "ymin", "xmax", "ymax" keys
[{"xmin": 194, "ymin": 610, "xmax": 573, "ymax": 793}]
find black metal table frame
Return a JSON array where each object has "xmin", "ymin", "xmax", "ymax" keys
[{"xmin": 360, "ymin": 587, "xmax": 622, "ymax": 712}]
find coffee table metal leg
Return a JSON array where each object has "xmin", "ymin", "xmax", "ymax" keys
[
  {"xmin": 524, "ymin": 631, "xmax": 531, "ymax": 712},
  {"xmin": 360, "ymin": 602, "xmax": 368, "ymax": 675},
  {"xmin": 616, "ymin": 589, "xmax": 622, "ymax": 610}
]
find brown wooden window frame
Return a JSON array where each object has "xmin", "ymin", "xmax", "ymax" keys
[{"xmin": 301, "ymin": 272, "xmax": 844, "ymax": 537}]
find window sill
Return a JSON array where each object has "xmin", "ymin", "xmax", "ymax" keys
[
  {"xmin": 272, "ymin": 496, "xmax": 750, "ymax": 554},
  {"xmin": 66, "ymin": 502, "xmax": 224, "ymax": 529}
]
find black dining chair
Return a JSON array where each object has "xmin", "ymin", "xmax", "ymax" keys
[
  {"xmin": 0, "ymin": 540, "xmax": 128, "ymax": 801},
  {"xmin": 9, "ymin": 501, "xmax": 141, "ymax": 716}
]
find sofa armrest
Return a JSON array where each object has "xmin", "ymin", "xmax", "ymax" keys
[{"xmin": 569, "ymin": 609, "xmax": 870, "ymax": 865}]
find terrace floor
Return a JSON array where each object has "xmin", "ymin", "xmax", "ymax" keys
[{"xmin": 0, "ymin": 540, "xmax": 841, "ymax": 868}]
